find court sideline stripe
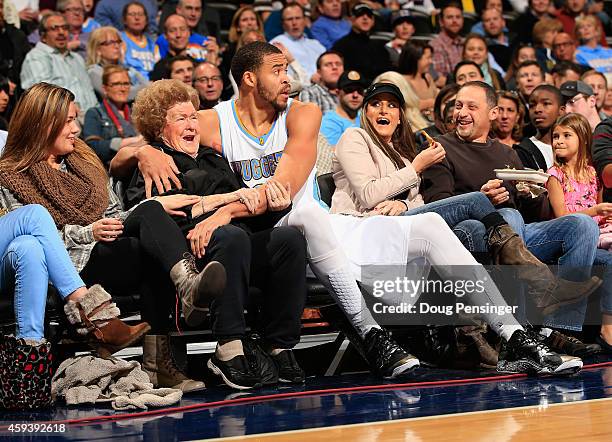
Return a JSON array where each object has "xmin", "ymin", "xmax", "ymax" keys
[{"xmin": 1, "ymin": 361, "xmax": 610, "ymax": 429}]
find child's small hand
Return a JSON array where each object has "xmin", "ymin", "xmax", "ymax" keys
[{"xmin": 595, "ymin": 203, "xmax": 612, "ymax": 217}]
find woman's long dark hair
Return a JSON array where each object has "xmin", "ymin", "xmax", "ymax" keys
[{"xmin": 398, "ymin": 40, "xmax": 433, "ymax": 77}]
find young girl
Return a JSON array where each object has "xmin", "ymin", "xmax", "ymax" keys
[{"xmin": 546, "ymin": 113, "xmax": 612, "ymax": 352}]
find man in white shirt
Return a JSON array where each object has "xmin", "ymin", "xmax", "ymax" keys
[{"xmin": 270, "ymin": 3, "xmax": 325, "ymax": 82}]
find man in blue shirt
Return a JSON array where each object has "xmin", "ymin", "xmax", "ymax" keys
[
  {"xmin": 311, "ymin": 0, "xmax": 351, "ymax": 50},
  {"xmin": 320, "ymin": 70, "xmax": 366, "ymax": 145}
]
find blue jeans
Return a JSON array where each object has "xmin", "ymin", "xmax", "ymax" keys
[
  {"xmin": 403, "ymin": 192, "xmax": 497, "ymax": 226},
  {"xmin": 595, "ymin": 249, "xmax": 612, "ymax": 315},
  {"xmin": 0, "ymin": 205, "xmax": 85, "ymax": 340},
  {"xmin": 452, "ymin": 210, "xmax": 599, "ymax": 331}
]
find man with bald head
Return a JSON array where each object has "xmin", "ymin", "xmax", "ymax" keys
[
  {"xmin": 155, "ymin": 12, "xmax": 219, "ymax": 65},
  {"xmin": 193, "ymin": 61, "xmax": 223, "ymax": 109}
]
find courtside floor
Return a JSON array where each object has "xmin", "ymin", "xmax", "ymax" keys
[{"xmin": 1, "ymin": 353, "xmax": 611, "ymax": 441}]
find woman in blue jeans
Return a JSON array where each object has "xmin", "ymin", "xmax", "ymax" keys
[{"xmin": 0, "ymin": 204, "xmax": 149, "ymax": 345}]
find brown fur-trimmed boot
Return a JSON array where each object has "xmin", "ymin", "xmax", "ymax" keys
[
  {"xmin": 64, "ymin": 285, "xmax": 151, "ymax": 358},
  {"xmin": 170, "ymin": 255, "xmax": 226, "ymax": 327},
  {"xmin": 487, "ymin": 224, "xmax": 602, "ymax": 315},
  {"xmin": 142, "ymin": 335, "xmax": 205, "ymax": 393}
]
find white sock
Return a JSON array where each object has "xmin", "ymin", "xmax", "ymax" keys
[
  {"xmin": 496, "ymin": 325, "xmax": 524, "ymax": 342},
  {"xmin": 539, "ymin": 327, "xmax": 553, "ymax": 338}
]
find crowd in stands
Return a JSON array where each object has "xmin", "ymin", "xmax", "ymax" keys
[{"xmin": 0, "ymin": 0, "xmax": 612, "ymax": 408}]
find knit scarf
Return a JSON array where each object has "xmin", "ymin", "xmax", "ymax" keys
[{"xmin": 0, "ymin": 142, "xmax": 109, "ymax": 227}]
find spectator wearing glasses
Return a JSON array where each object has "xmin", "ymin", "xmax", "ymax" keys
[
  {"xmin": 57, "ymin": 0, "xmax": 89, "ymax": 60},
  {"xmin": 121, "ymin": 2, "xmax": 156, "ymax": 80},
  {"xmin": 95, "ymin": 0, "xmax": 158, "ymax": 35},
  {"xmin": 320, "ymin": 70, "xmax": 366, "ymax": 145},
  {"xmin": 193, "ymin": 61, "xmax": 223, "ymax": 110},
  {"xmin": 552, "ymin": 32, "xmax": 578, "ymax": 62},
  {"xmin": 83, "ymin": 65, "xmax": 142, "ymax": 166},
  {"xmin": 86, "ymin": 26, "xmax": 148, "ymax": 102},
  {"xmin": 20, "ymin": 12, "xmax": 98, "ymax": 115},
  {"xmin": 562, "ymin": 80, "xmax": 602, "ymax": 130}
]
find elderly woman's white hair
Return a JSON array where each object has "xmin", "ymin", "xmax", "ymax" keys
[{"xmin": 373, "ymin": 71, "xmax": 429, "ymax": 131}]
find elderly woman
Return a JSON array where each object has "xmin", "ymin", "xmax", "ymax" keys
[
  {"xmin": 124, "ymin": 79, "xmax": 308, "ymax": 391},
  {"xmin": 330, "ymin": 82, "xmax": 596, "ymax": 375},
  {"xmin": 86, "ymin": 26, "xmax": 148, "ymax": 101},
  {"xmin": 0, "ymin": 82, "xmax": 227, "ymax": 392},
  {"xmin": 83, "ymin": 65, "xmax": 143, "ymax": 165},
  {"xmin": 493, "ymin": 91, "xmax": 525, "ymax": 147}
]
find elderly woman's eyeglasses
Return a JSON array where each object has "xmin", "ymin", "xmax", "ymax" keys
[{"xmin": 100, "ymin": 39, "xmax": 122, "ymax": 47}]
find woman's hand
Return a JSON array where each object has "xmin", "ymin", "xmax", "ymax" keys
[
  {"xmin": 372, "ymin": 200, "xmax": 408, "ymax": 216},
  {"xmin": 412, "ymin": 141, "xmax": 446, "ymax": 174},
  {"xmin": 265, "ymin": 180, "xmax": 291, "ymax": 211},
  {"xmin": 93, "ymin": 218, "xmax": 124, "ymax": 242},
  {"xmin": 136, "ymin": 145, "xmax": 182, "ymax": 198},
  {"xmin": 272, "ymin": 42, "xmax": 295, "ymax": 64},
  {"xmin": 186, "ymin": 209, "xmax": 232, "ymax": 258},
  {"xmin": 153, "ymin": 194, "xmax": 201, "ymax": 216},
  {"xmin": 235, "ymin": 188, "xmax": 260, "ymax": 213}
]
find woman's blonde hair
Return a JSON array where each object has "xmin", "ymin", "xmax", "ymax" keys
[
  {"xmin": 552, "ymin": 113, "xmax": 593, "ymax": 183},
  {"xmin": 532, "ymin": 18, "xmax": 563, "ymax": 47},
  {"xmin": 102, "ymin": 64, "xmax": 129, "ymax": 86},
  {"xmin": 132, "ymin": 79, "xmax": 200, "ymax": 142},
  {"xmin": 374, "ymin": 71, "xmax": 429, "ymax": 131},
  {"xmin": 86, "ymin": 26, "xmax": 123, "ymax": 66},
  {"xmin": 228, "ymin": 6, "xmax": 264, "ymax": 44},
  {"xmin": 359, "ymin": 82, "xmax": 418, "ymax": 169},
  {"xmin": 575, "ymin": 15, "xmax": 602, "ymax": 43},
  {"xmin": 236, "ymin": 29, "xmax": 266, "ymax": 51},
  {"xmin": 0, "ymin": 83, "xmax": 105, "ymax": 175}
]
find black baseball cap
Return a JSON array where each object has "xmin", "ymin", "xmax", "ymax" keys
[
  {"xmin": 337, "ymin": 70, "xmax": 369, "ymax": 91},
  {"xmin": 352, "ymin": 3, "xmax": 374, "ymax": 17},
  {"xmin": 391, "ymin": 10, "xmax": 416, "ymax": 28},
  {"xmin": 560, "ymin": 80, "xmax": 594, "ymax": 99},
  {"xmin": 363, "ymin": 82, "xmax": 405, "ymax": 107}
]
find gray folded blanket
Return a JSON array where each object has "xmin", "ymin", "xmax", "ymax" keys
[{"xmin": 52, "ymin": 356, "xmax": 183, "ymax": 411}]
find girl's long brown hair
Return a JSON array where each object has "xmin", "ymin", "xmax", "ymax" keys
[
  {"xmin": 551, "ymin": 113, "xmax": 593, "ymax": 183},
  {"xmin": 360, "ymin": 91, "xmax": 418, "ymax": 170},
  {"xmin": 0, "ymin": 83, "xmax": 106, "ymax": 176}
]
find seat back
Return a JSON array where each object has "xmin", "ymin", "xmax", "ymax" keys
[{"xmin": 317, "ymin": 172, "xmax": 335, "ymax": 207}]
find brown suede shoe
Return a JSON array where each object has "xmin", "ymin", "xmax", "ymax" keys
[{"xmin": 64, "ymin": 285, "xmax": 150, "ymax": 358}]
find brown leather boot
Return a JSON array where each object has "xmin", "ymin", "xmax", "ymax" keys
[
  {"xmin": 170, "ymin": 255, "xmax": 226, "ymax": 327},
  {"xmin": 64, "ymin": 285, "xmax": 151, "ymax": 358},
  {"xmin": 142, "ymin": 335, "xmax": 206, "ymax": 393},
  {"xmin": 487, "ymin": 224, "xmax": 602, "ymax": 315}
]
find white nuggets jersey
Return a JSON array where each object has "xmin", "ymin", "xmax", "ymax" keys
[{"xmin": 214, "ymin": 99, "xmax": 324, "ymax": 209}]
